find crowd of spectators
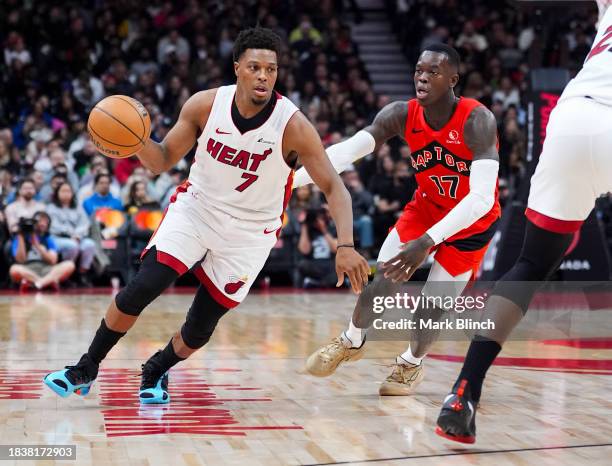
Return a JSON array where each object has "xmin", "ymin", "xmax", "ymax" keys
[
  {"xmin": 0, "ymin": 0, "xmax": 382, "ymax": 289},
  {"xmin": 0, "ymin": 0, "xmax": 606, "ymax": 289},
  {"xmin": 388, "ymin": 0, "xmax": 600, "ymax": 194}
]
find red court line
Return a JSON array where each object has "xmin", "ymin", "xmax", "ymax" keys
[
  {"xmin": 515, "ymin": 368, "xmax": 612, "ymax": 375},
  {"xmin": 428, "ymin": 354, "xmax": 612, "ymax": 371},
  {"xmin": 541, "ymin": 338, "xmax": 612, "ymax": 349}
]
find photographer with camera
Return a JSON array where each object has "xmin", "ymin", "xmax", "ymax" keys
[
  {"xmin": 9, "ymin": 211, "xmax": 75, "ymax": 291},
  {"xmin": 297, "ymin": 207, "xmax": 339, "ymax": 288},
  {"xmin": 4, "ymin": 178, "xmax": 46, "ymax": 234}
]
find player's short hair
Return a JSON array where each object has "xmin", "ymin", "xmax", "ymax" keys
[
  {"xmin": 422, "ymin": 43, "xmax": 461, "ymax": 71},
  {"xmin": 233, "ymin": 27, "xmax": 282, "ymax": 62}
]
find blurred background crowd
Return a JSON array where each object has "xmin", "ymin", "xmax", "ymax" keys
[{"xmin": 0, "ymin": 0, "xmax": 608, "ymax": 290}]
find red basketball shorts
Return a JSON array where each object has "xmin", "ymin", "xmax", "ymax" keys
[{"xmin": 378, "ymin": 194, "xmax": 498, "ymax": 277}]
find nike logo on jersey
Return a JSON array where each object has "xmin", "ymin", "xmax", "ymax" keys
[
  {"xmin": 216, "ymin": 128, "xmax": 231, "ymax": 135},
  {"xmin": 412, "ymin": 128, "xmax": 424, "ymax": 133},
  {"xmin": 263, "ymin": 227, "xmax": 280, "ymax": 234},
  {"xmin": 257, "ymin": 137, "xmax": 275, "ymax": 145}
]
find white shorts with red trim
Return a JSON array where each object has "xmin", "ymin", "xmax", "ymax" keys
[
  {"xmin": 144, "ymin": 183, "xmax": 281, "ymax": 308},
  {"xmin": 527, "ymin": 97, "xmax": 612, "ymax": 233}
]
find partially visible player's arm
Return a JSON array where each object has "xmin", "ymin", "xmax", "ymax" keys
[
  {"xmin": 382, "ymin": 106, "xmax": 499, "ymax": 283},
  {"xmin": 292, "ymin": 101, "xmax": 408, "ymax": 188},
  {"xmin": 284, "ymin": 112, "xmax": 370, "ymax": 293},
  {"xmin": 135, "ymin": 90, "xmax": 215, "ymax": 174},
  {"xmin": 425, "ymin": 106, "xmax": 499, "ymax": 246},
  {"xmin": 597, "ymin": 0, "xmax": 612, "ymax": 24}
]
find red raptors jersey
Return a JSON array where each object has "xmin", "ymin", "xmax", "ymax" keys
[{"xmin": 404, "ymin": 97, "xmax": 501, "ymax": 240}]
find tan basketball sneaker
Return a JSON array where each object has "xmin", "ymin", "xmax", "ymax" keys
[
  {"xmin": 378, "ymin": 361, "xmax": 424, "ymax": 395},
  {"xmin": 305, "ymin": 334, "xmax": 365, "ymax": 377}
]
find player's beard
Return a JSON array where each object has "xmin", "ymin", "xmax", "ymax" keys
[{"xmin": 251, "ymin": 95, "xmax": 269, "ymax": 106}]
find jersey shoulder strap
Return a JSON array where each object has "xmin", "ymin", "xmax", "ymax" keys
[
  {"xmin": 406, "ymin": 99, "xmax": 419, "ymax": 129},
  {"xmin": 456, "ymin": 97, "xmax": 483, "ymax": 131}
]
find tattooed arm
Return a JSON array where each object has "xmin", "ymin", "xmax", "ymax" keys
[
  {"xmin": 363, "ymin": 100, "xmax": 409, "ymax": 150},
  {"xmin": 464, "ymin": 106, "xmax": 499, "ymax": 163},
  {"xmin": 293, "ymin": 101, "xmax": 408, "ymax": 188}
]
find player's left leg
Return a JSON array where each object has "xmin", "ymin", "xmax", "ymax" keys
[
  {"xmin": 304, "ymin": 228, "xmax": 406, "ymax": 377},
  {"xmin": 139, "ymin": 285, "xmax": 230, "ymax": 404},
  {"xmin": 305, "ymin": 199, "xmax": 430, "ymax": 378},
  {"xmin": 138, "ymin": 211, "xmax": 278, "ymax": 403},
  {"xmin": 379, "ymin": 260, "xmax": 471, "ymax": 396}
]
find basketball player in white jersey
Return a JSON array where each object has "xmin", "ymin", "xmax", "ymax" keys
[
  {"xmin": 435, "ymin": 0, "xmax": 612, "ymax": 443},
  {"xmin": 43, "ymin": 28, "xmax": 369, "ymax": 404}
]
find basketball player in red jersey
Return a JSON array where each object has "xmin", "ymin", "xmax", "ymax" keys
[
  {"xmin": 296, "ymin": 44, "xmax": 501, "ymax": 395},
  {"xmin": 43, "ymin": 28, "xmax": 369, "ymax": 404}
]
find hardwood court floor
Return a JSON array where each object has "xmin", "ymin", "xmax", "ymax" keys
[{"xmin": 0, "ymin": 289, "xmax": 611, "ymax": 465}]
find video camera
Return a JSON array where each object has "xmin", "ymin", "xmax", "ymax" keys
[{"xmin": 17, "ymin": 217, "xmax": 36, "ymax": 234}]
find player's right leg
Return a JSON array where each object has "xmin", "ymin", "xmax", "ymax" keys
[
  {"xmin": 436, "ymin": 220, "xmax": 574, "ymax": 444},
  {"xmin": 43, "ymin": 246, "xmax": 181, "ymax": 397},
  {"xmin": 44, "ymin": 191, "xmax": 203, "ymax": 398},
  {"xmin": 437, "ymin": 96, "xmax": 612, "ymax": 443},
  {"xmin": 305, "ymin": 228, "xmax": 405, "ymax": 377}
]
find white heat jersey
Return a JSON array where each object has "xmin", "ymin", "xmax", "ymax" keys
[
  {"xmin": 189, "ymin": 85, "xmax": 298, "ymax": 221},
  {"xmin": 560, "ymin": 5, "xmax": 612, "ymax": 106}
]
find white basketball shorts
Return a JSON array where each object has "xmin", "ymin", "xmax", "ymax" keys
[
  {"xmin": 143, "ymin": 182, "xmax": 282, "ymax": 308},
  {"xmin": 527, "ymin": 96, "xmax": 612, "ymax": 233}
]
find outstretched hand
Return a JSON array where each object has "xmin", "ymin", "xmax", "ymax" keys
[
  {"xmin": 335, "ymin": 247, "xmax": 370, "ymax": 294},
  {"xmin": 381, "ymin": 234, "xmax": 434, "ymax": 283}
]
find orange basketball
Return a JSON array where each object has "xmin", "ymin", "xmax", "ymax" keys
[{"xmin": 87, "ymin": 95, "xmax": 151, "ymax": 158}]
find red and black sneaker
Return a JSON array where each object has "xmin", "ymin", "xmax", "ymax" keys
[{"xmin": 435, "ymin": 379, "xmax": 477, "ymax": 444}]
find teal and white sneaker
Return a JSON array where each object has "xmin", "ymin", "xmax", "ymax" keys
[
  {"xmin": 139, "ymin": 351, "xmax": 170, "ymax": 404},
  {"xmin": 43, "ymin": 354, "xmax": 98, "ymax": 398}
]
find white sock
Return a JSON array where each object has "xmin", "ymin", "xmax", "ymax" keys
[
  {"xmin": 342, "ymin": 319, "xmax": 364, "ymax": 348},
  {"xmin": 398, "ymin": 345, "xmax": 423, "ymax": 366}
]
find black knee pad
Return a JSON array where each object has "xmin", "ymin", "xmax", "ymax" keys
[
  {"xmin": 180, "ymin": 285, "xmax": 230, "ymax": 349},
  {"xmin": 494, "ymin": 221, "xmax": 574, "ymax": 313},
  {"xmin": 115, "ymin": 247, "xmax": 181, "ymax": 316}
]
